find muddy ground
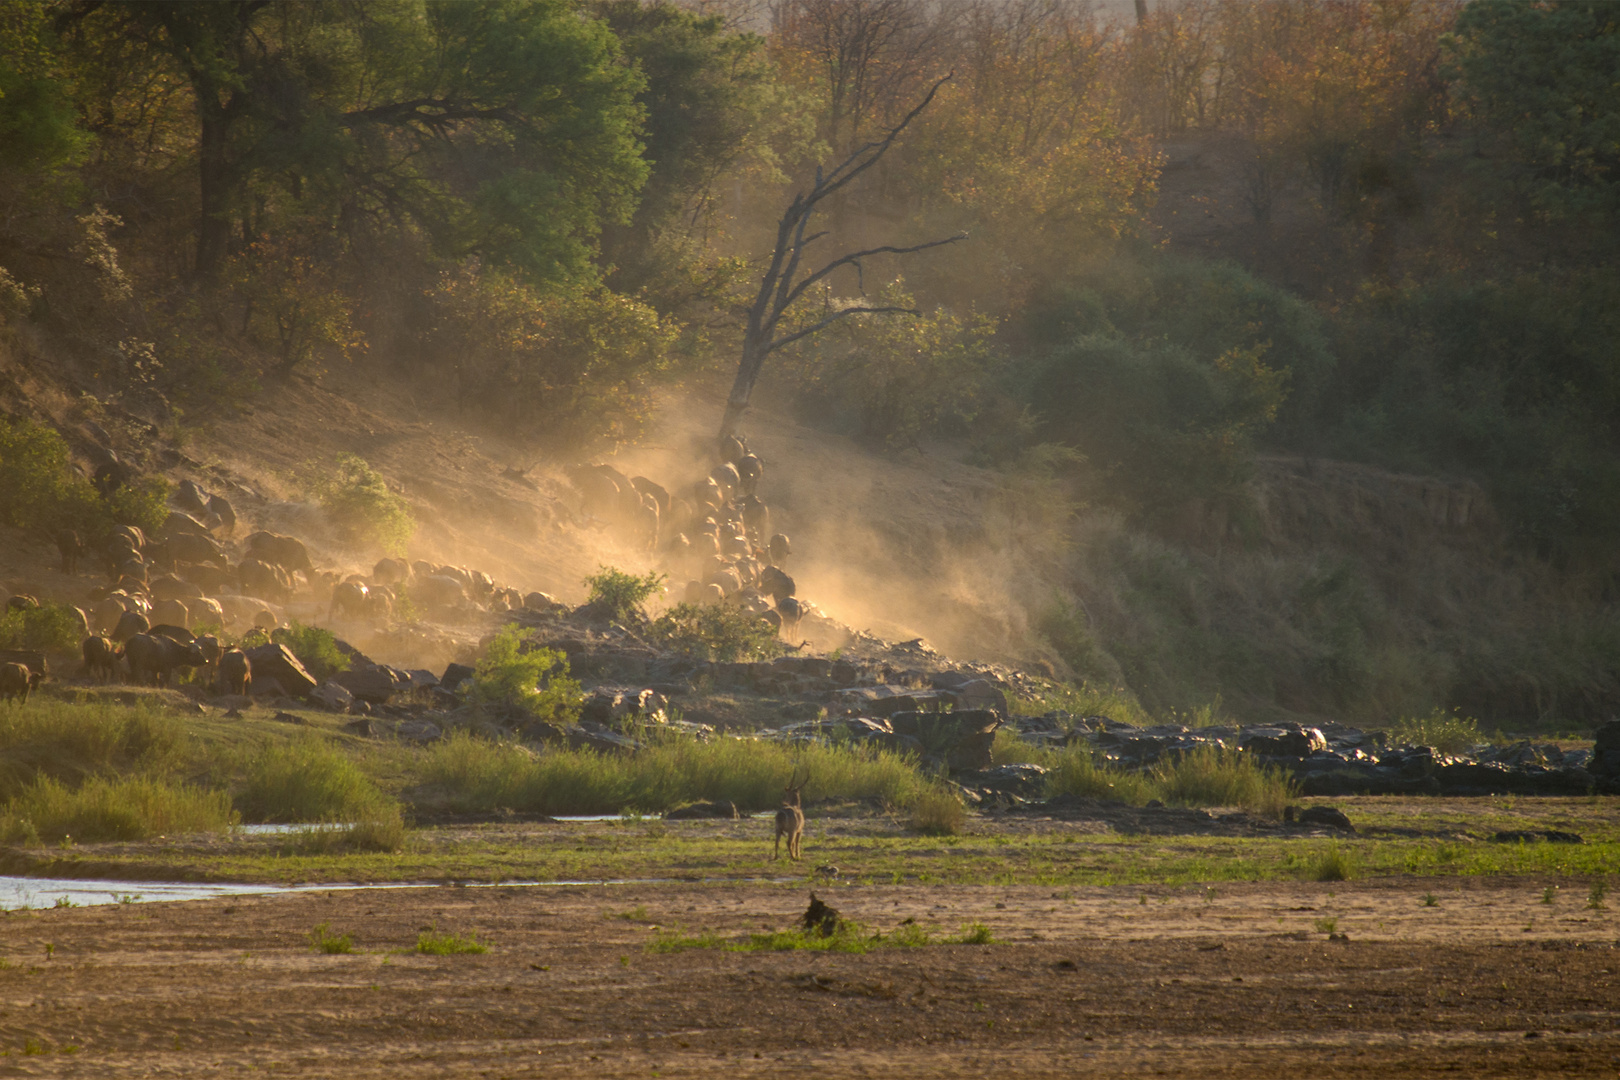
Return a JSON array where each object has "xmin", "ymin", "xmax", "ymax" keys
[{"xmin": 1, "ymin": 878, "xmax": 1616, "ymax": 1077}]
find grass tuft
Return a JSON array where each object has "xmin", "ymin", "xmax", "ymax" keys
[
  {"xmin": 1150, "ymin": 746, "xmax": 1296, "ymax": 819},
  {"xmin": 1385, "ymin": 709, "xmax": 1484, "ymax": 754},
  {"xmin": 308, "ymin": 922, "xmax": 355, "ymax": 954},
  {"xmin": 416, "ymin": 927, "xmax": 488, "ymax": 955},
  {"xmin": 1308, "ymin": 845, "xmax": 1359, "ymax": 882}
]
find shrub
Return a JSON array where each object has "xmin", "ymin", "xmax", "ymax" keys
[
  {"xmin": 1043, "ymin": 747, "xmax": 1156, "ymax": 804},
  {"xmin": 1385, "ymin": 709, "xmax": 1483, "ymax": 755},
  {"xmin": 582, "ymin": 566, "xmax": 665, "ymax": 623},
  {"xmin": 646, "ymin": 602, "xmax": 783, "ymax": 662},
  {"xmin": 303, "ymin": 454, "xmax": 413, "ymax": 555},
  {"xmin": 0, "ymin": 775, "xmax": 236, "ymax": 844},
  {"xmin": 0, "ymin": 601, "xmax": 86, "ymax": 654},
  {"xmin": 1308, "ymin": 845, "xmax": 1359, "ymax": 882},
  {"xmin": 235, "ymin": 737, "xmax": 395, "ymax": 824},
  {"xmin": 0, "ymin": 417, "xmax": 168, "ymax": 540},
  {"xmin": 271, "ymin": 622, "xmax": 351, "ymax": 682},
  {"xmin": 466, "ymin": 625, "xmax": 582, "ymax": 722},
  {"xmin": 907, "ymin": 786, "xmax": 966, "ymax": 835},
  {"xmin": 1150, "ymin": 746, "xmax": 1296, "ymax": 819}
]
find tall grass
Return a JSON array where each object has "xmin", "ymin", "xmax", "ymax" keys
[
  {"xmin": 235, "ymin": 737, "xmax": 397, "ymax": 823},
  {"xmin": 1149, "ymin": 746, "xmax": 1296, "ymax": 818},
  {"xmin": 1042, "ymin": 744, "xmax": 1295, "ymax": 818},
  {"xmin": 1008, "ymin": 681, "xmax": 1152, "ymax": 726},
  {"xmin": 0, "ymin": 702, "xmax": 182, "ymax": 800},
  {"xmin": 421, "ymin": 731, "xmax": 929, "ymax": 816},
  {"xmin": 0, "ymin": 775, "xmax": 236, "ymax": 844}
]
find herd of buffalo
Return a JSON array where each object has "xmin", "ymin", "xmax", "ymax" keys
[{"xmin": 3, "ymin": 435, "xmax": 805, "ymax": 702}]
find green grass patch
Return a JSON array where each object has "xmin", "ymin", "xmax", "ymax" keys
[
  {"xmin": 908, "ymin": 786, "xmax": 967, "ymax": 835},
  {"xmin": 416, "ymin": 926, "xmax": 488, "ymax": 955},
  {"xmin": 0, "ymin": 774, "xmax": 236, "ymax": 844}
]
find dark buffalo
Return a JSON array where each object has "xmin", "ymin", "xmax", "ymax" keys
[
  {"xmin": 81, "ymin": 635, "xmax": 120, "ymax": 683},
  {"xmin": 238, "ymin": 558, "xmax": 292, "ymax": 601},
  {"xmin": 111, "ymin": 609, "xmax": 150, "ymax": 643},
  {"xmin": 124, "ymin": 633, "xmax": 206, "ymax": 687},
  {"xmin": 56, "ymin": 529, "xmax": 86, "ymax": 574},
  {"xmin": 245, "ymin": 532, "xmax": 315, "ymax": 582},
  {"xmin": 759, "ymin": 566, "xmax": 796, "ymax": 604},
  {"xmin": 0, "ymin": 662, "xmax": 41, "ymax": 703},
  {"xmin": 218, "ymin": 648, "xmax": 251, "ymax": 695}
]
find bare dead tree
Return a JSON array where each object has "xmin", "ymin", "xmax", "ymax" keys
[{"xmin": 718, "ymin": 73, "xmax": 965, "ymax": 445}]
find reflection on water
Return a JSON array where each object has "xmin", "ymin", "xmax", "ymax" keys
[{"xmin": 0, "ymin": 874, "xmax": 798, "ymax": 910}]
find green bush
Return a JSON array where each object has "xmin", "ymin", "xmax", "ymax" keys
[
  {"xmin": 0, "ymin": 774, "xmax": 237, "ymax": 844},
  {"xmin": 235, "ymin": 737, "xmax": 396, "ymax": 824},
  {"xmin": 466, "ymin": 625, "xmax": 582, "ymax": 721},
  {"xmin": 0, "ymin": 601, "xmax": 85, "ymax": 653},
  {"xmin": 1043, "ymin": 746, "xmax": 1156, "ymax": 804},
  {"xmin": 1149, "ymin": 746, "xmax": 1296, "ymax": 819},
  {"xmin": 271, "ymin": 622, "xmax": 351, "ymax": 682},
  {"xmin": 1385, "ymin": 709, "xmax": 1484, "ymax": 755},
  {"xmin": 416, "ymin": 926, "xmax": 488, "ymax": 955},
  {"xmin": 304, "ymin": 453, "xmax": 413, "ymax": 555},
  {"xmin": 0, "ymin": 417, "xmax": 169, "ymax": 540},
  {"xmin": 646, "ymin": 602, "xmax": 783, "ymax": 662},
  {"xmin": 582, "ymin": 566, "xmax": 665, "ymax": 623}
]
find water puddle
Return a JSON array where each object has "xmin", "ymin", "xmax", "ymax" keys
[{"xmin": 1, "ymin": 875, "xmax": 800, "ymax": 910}]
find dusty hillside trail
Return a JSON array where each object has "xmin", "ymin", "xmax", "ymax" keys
[{"xmin": 180, "ymin": 371, "xmax": 1062, "ymax": 667}]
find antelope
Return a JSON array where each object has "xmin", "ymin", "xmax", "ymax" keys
[{"xmin": 773, "ymin": 772, "xmax": 807, "ymax": 861}]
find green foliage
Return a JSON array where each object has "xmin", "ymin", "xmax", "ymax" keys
[
  {"xmin": 1385, "ymin": 709, "xmax": 1483, "ymax": 755},
  {"xmin": 583, "ymin": 566, "xmax": 666, "ymax": 623},
  {"xmin": 646, "ymin": 602, "xmax": 783, "ymax": 662},
  {"xmin": 303, "ymin": 455, "xmax": 413, "ymax": 555},
  {"xmin": 467, "ymin": 625, "xmax": 582, "ymax": 722},
  {"xmin": 0, "ymin": 417, "xmax": 169, "ymax": 540},
  {"xmin": 1446, "ymin": 0, "xmax": 1620, "ymax": 216},
  {"xmin": 308, "ymin": 922, "xmax": 355, "ymax": 955},
  {"xmin": 274, "ymin": 623, "xmax": 352, "ymax": 681},
  {"xmin": 234, "ymin": 737, "xmax": 396, "ymax": 825},
  {"xmin": 0, "ymin": 775, "xmax": 236, "ymax": 845},
  {"xmin": 648, "ymin": 920, "xmax": 996, "ymax": 955},
  {"xmin": 0, "ymin": 602, "xmax": 85, "ymax": 654},
  {"xmin": 1043, "ymin": 747, "xmax": 1157, "ymax": 805},
  {"xmin": 416, "ymin": 926, "xmax": 488, "ymax": 956},
  {"xmin": 0, "ymin": 11, "xmax": 91, "ymax": 180},
  {"xmin": 270, "ymin": 622, "xmax": 351, "ymax": 683}
]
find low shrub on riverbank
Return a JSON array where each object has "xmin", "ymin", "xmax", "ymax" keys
[{"xmin": 0, "ymin": 774, "xmax": 236, "ymax": 843}]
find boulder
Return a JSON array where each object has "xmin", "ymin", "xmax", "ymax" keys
[
  {"xmin": 1591, "ymin": 721, "xmax": 1620, "ymax": 776},
  {"xmin": 310, "ymin": 681, "xmax": 356, "ymax": 712},
  {"xmin": 1295, "ymin": 805, "xmax": 1355, "ymax": 831},
  {"xmin": 396, "ymin": 719, "xmax": 443, "ymax": 742},
  {"xmin": 1240, "ymin": 725, "xmax": 1328, "ymax": 758},
  {"xmin": 953, "ymin": 678, "xmax": 1008, "ymax": 715},
  {"xmin": 567, "ymin": 725, "xmax": 640, "ymax": 754},
  {"xmin": 333, "ymin": 666, "xmax": 401, "ymax": 703},
  {"xmin": 440, "ymin": 662, "xmax": 477, "ymax": 693},
  {"xmin": 958, "ymin": 763, "xmax": 1048, "ymax": 798},
  {"xmin": 243, "ymin": 643, "xmax": 318, "ymax": 697}
]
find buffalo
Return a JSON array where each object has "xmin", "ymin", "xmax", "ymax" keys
[{"xmin": 123, "ymin": 633, "xmax": 206, "ymax": 687}]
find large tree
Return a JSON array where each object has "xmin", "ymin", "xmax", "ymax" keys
[{"xmin": 59, "ymin": 0, "xmax": 650, "ymax": 283}]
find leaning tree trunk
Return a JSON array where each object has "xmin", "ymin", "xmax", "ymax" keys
[{"xmin": 716, "ymin": 74, "xmax": 964, "ymax": 452}]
